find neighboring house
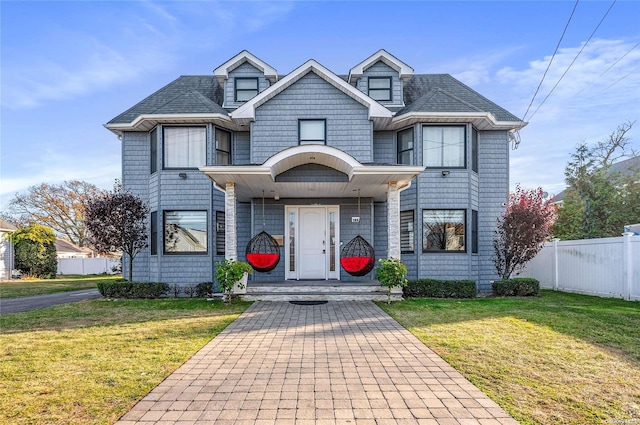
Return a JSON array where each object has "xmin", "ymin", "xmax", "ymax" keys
[
  {"xmin": 54, "ymin": 239, "xmax": 92, "ymax": 259},
  {"xmin": 105, "ymin": 49, "xmax": 526, "ymax": 295},
  {"xmin": 553, "ymin": 155, "xmax": 640, "ymax": 204},
  {"xmin": 0, "ymin": 219, "xmax": 17, "ymax": 280}
]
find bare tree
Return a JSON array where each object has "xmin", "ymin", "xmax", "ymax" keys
[{"xmin": 6, "ymin": 180, "xmax": 104, "ymax": 247}]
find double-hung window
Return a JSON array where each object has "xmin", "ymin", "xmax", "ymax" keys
[
  {"xmin": 423, "ymin": 126, "xmax": 466, "ymax": 168},
  {"xmin": 215, "ymin": 211, "xmax": 225, "ymax": 256},
  {"xmin": 299, "ymin": 119, "xmax": 326, "ymax": 145},
  {"xmin": 150, "ymin": 211, "xmax": 158, "ymax": 255},
  {"xmin": 216, "ymin": 128, "xmax": 231, "ymax": 165},
  {"xmin": 422, "ymin": 209, "xmax": 466, "ymax": 252},
  {"xmin": 472, "ymin": 128, "xmax": 479, "ymax": 173},
  {"xmin": 164, "ymin": 211, "xmax": 208, "ymax": 254},
  {"xmin": 235, "ymin": 77, "xmax": 258, "ymax": 102},
  {"xmin": 368, "ymin": 77, "xmax": 392, "ymax": 101},
  {"xmin": 163, "ymin": 127, "xmax": 206, "ymax": 169},
  {"xmin": 397, "ymin": 128, "xmax": 414, "ymax": 165}
]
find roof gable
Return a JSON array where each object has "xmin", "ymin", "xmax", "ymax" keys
[
  {"xmin": 349, "ymin": 49, "xmax": 414, "ymax": 85},
  {"xmin": 231, "ymin": 59, "xmax": 393, "ymax": 129},
  {"xmin": 214, "ymin": 50, "xmax": 278, "ymax": 83}
]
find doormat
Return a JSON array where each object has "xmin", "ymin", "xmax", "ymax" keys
[{"xmin": 289, "ymin": 301, "xmax": 328, "ymax": 306}]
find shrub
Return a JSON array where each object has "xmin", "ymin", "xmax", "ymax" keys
[
  {"xmin": 375, "ymin": 258, "xmax": 408, "ymax": 304},
  {"xmin": 12, "ymin": 224, "xmax": 57, "ymax": 279},
  {"xmin": 492, "ymin": 278, "xmax": 540, "ymax": 297},
  {"xmin": 404, "ymin": 279, "xmax": 477, "ymax": 299},
  {"xmin": 97, "ymin": 281, "xmax": 170, "ymax": 299},
  {"xmin": 195, "ymin": 282, "xmax": 214, "ymax": 298}
]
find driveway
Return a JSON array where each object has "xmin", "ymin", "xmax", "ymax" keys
[
  {"xmin": 116, "ymin": 301, "xmax": 518, "ymax": 424},
  {"xmin": 0, "ymin": 289, "xmax": 101, "ymax": 315}
]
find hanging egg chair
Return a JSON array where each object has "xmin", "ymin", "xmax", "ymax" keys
[
  {"xmin": 245, "ymin": 191, "xmax": 280, "ymax": 273},
  {"xmin": 340, "ymin": 234, "xmax": 375, "ymax": 276},
  {"xmin": 246, "ymin": 230, "xmax": 280, "ymax": 272}
]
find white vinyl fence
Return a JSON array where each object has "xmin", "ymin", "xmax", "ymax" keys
[
  {"xmin": 57, "ymin": 258, "xmax": 121, "ymax": 276},
  {"xmin": 521, "ymin": 233, "xmax": 639, "ymax": 301}
]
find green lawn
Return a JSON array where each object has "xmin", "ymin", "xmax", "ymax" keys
[
  {"xmin": 0, "ymin": 274, "xmax": 120, "ymax": 298},
  {"xmin": 379, "ymin": 290, "xmax": 640, "ymax": 425},
  {"xmin": 0, "ymin": 299, "xmax": 251, "ymax": 425}
]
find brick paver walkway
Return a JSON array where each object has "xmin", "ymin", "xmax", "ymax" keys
[{"xmin": 117, "ymin": 301, "xmax": 518, "ymax": 425}]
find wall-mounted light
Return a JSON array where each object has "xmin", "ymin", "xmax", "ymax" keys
[
  {"xmin": 441, "ymin": 170, "xmax": 450, "ymax": 177},
  {"xmin": 178, "ymin": 172, "xmax": 187, "ymax": 179}
]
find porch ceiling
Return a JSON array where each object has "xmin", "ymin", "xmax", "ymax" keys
[{"xmin": 199, "ymin": 165, "xmax": 424, "ymax": 201}]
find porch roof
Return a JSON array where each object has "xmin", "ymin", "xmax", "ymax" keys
[{"xmin": 199, "ymin": 145, "xmax": 424, "ymax": 202}]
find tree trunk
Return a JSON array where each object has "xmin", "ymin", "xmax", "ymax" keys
[{"xmin": 128, "ymin": 254, "xmax": 133, "ymax": 282}]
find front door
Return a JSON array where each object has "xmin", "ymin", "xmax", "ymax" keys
[
  {"xmin": 285, "ymin": 206, "xmax": 339, "ymax": 280},
  {"xmin": 299, "ymin": 207, "xmax": 326, "ymax": 279}
]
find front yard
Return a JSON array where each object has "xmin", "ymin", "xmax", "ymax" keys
[
  {"xmin": 0, "ymin": 299, "xmax": 250, "ymax": 424},
  {"xmin": 0, "ymin": 274, "xmax": 120, "ymax": 298},
  {"xmin": 380, "ymin": 290, "xmax": 640, "ymax": 425}
]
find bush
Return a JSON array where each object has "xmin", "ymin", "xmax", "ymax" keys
[
  {"xmin": 195, "ymin": 282, "xmax": 214, "ymax": 298},
  {"xmin": 404, "ymin": 279, "xmax": 477, "ymax": 299},
  {"xmin": 97, "ymin": 281, "xmax": 170, "ymax": 299},
  {"xmin": 492, "ymin": 278, "xmax": 540, "ymax": 297},
  {"xmin": 12, "ymin": 224, "xmax": 57, "ymax": 279}
]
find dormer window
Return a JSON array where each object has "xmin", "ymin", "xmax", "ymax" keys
[
  {"xmin": 235, "ymin": 77, "xmax": 259, "ymax": 102},
  {"xmin": 368, "ymin": 77, "xmax": 392, "ymax": 101}
]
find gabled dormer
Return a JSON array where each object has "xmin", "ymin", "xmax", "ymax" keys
[
  {"xmin": 348, "ymin": 49, "xmax": 413, "ymax": 108},
  {"xmin": 214, "ymin": 50, "xmax": 278, "ymax": 109}
]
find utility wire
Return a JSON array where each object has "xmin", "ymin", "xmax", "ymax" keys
[
  {"xmin": 528, "ymin": 0, "xmax": 617, "ymax": 121},
  {"xmin": 521, "ymin": 0, "xmax": 580, "ymax": 123},
  {"xmin": 575, "ymin": 39, "xmax": 640, "ymax": 96}
]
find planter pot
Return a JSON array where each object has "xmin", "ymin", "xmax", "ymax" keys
[{"xmin": 233, "ymin": 272, "xmax": 248, "ymax": 295}]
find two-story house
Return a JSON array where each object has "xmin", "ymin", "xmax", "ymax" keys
[{"xmin": 106, "ymin": 49, "xmax": 526, "ymax": 299}]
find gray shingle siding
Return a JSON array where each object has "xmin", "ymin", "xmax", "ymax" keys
[
  {"xmin": 373, "ymin": 131, "xmax": 395, "ymax": 164},
  {"xmin": 477, "ymin": 130, "xmax": 509, "ymax": 291},
  {"xmin": 234, "ymin": 132, "xmax": 251, "ymax": 165},
  {"xmin": 252, "ymin": 72, "xmax": 372, "ymax": 164}
]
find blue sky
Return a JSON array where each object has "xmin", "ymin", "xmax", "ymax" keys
[{"xmin": 2, "ymin": 0, "xmax": 639, "ymax": 208}]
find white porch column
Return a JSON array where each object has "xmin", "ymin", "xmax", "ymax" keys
[
  {"xmin": 387, "ymin": 181, "xmax": 400, "ymax": 259},
  {"xmin": 225, "ymin": 182, "xmax": 237, "ymax": 260}
]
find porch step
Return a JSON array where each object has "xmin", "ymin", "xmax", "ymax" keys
[{"xmin": 242, "ymin": 280, "xmax": 402, "ymax": 301}]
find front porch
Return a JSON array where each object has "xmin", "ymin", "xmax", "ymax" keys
[{"xmin": 241, "ymin": 279, "xmax": 403, "ymax": 301}]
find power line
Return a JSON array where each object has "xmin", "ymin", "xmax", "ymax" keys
[
  {"xmin": 527, "ymin": 0, "xmax": 617, "ymax": 121},
  {"xmin": 522, "ymin": 0, "xmax": 580, "ymax": 123},
  {"xmin": 575, "ymin": 39, "xmax": 640, "ymax": 96}
]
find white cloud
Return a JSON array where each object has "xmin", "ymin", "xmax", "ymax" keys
[{"xmin": 503, "ymin": 38, "xmax": 640, "ymax": 194}]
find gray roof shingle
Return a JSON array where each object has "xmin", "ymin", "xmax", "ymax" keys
[
  {"xmin": 108, "ymin": 71, "xmax": 522, "ymax": 125},
  {"xmin": 108, "ymin": 76, "xmax": 225, "ymax": 124}
]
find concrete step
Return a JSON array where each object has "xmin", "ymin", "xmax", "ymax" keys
[
  {"xmin": 242, "ymin": 280, "xmax": 402, "ymax": 301},
  {"xmin": 243, "ymin": 292, "xmax": 402, "ymax": 302}
]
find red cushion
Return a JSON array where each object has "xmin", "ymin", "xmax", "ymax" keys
[
  {"xmin": 246, "ymin": 253, "xmax": 279, "ymax": 269},
  {"xmin": 340, "ymin": 256, "xmax": 371, "ymax": 273}
]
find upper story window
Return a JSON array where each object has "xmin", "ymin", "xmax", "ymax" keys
[
  {"xmin": 215, "ymin": 128, "xmax": 231, "ymax": 165},
  {"xmin": 299, "ymin": 119, "xmax": 326, "ymax": 145},
  {"xmin": 472, "ymin": 127, "xmax": 479, "ymax": 173},
  {"xmin": 163, "ymin": 127, "xmax": 206, "ymax": 169},
  {"xmin": 423, "ymin": 126, "xmax": 466, "ymax": 168},
  {"xmin": 150, "ymin": 128, "xmax": 158, "ymax": 174},
  {"xmin": 235, "ymin": 77, "xmax": 259, "ymax": 102},
  {"xmin": 397, "ymin": 127, "xmax": 414, "ymax": 165},
  {"xmin": 368, "ymin": 77, "xmax": 392, "ymax": 101}
]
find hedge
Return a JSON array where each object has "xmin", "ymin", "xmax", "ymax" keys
[
  {"xmin": 97, "ymin": 281, "xmax": 170, "ymax": 299},
  {"xmin": 403, "ymin": 279, "xmax": 477, "ymax": 298},
  {"xmin": 491, "ymin": 277, "xmax": 540, "ymax": 297}
]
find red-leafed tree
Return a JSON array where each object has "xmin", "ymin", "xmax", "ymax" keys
[
  {"xmin": 493, "ymin": 185, "xmax": 556, "ymax": 280},
  {"xmin": 85, "ymin": 182, "xmax": 149, "ymax": 282}
]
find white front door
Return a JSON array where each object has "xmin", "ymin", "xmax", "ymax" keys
[
  {"xmin": 285, "ymin": 206, "xmax": 339, "ymax": 280},
  {"xmin": 299, "ymin": 208, "xmax": 326, "ymax": 279}
]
